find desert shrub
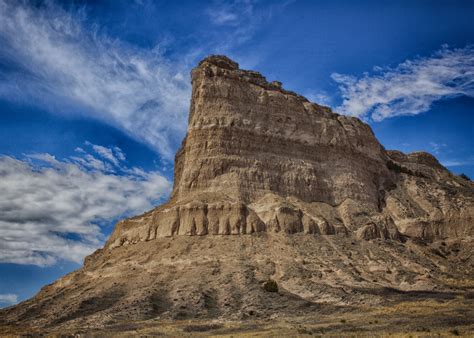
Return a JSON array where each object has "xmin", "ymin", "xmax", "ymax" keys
[
  {"xmin": 297, "ymin": 327, "xmax": 313, "ymax": 335},
  {"xmin": 459, "ymin": 173, "xmax": 471, "ymax": 181},
  {"xmin": 386, "ymin": 160, "xmax": 429, "ymax": 178},
  {"xmin": 263, "ymin": 279, "xmax": 279, "ymax": 292},
  {"xmin": 387, "ymin": 160, "xmax": 413, "ymax": 175},
  {"xmin": 450, "ymin": 328, "xmax": 460, "ymax": 336},
  {"xmin": 416, "ymin": 327, "xmax": 430, "ymax": 332},
  {"xmin": 387, "ymin": 160, "xmax": 402, "ymax": 172}
]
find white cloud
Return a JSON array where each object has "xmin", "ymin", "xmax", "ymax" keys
[
  {"xmin": 440, "ymin": 159, "xmax": 474, "ymax": 167},
  {"xmin": 429, "ymin": 142, "xmax": 447, "ymax": 155},
  {"xmin": 204, "ymin": 0, "xmax": 293, "ymax": 54},
  {"xmin": 0, "ymin": 294, "xmax": 18, "ymax": 306},
  {"xmin": 209, "ymin": 9, "xmax": 240, "ymax": 25},
  {"xmin": 204, "ymin": 0, "xmax": 259, "ymax": 51},
  {"xmin": 332, "ymin": 45, "xmax": 474, "ymax": 121},
  {"xmin": 0, "ymin": 0, "xmax": 296, "ymax": 156},
  {"xmin": 206, "ymin": 1, "xmax": 254, "ymax": 26},
  {"xmin": 0, "ymin": 0, "xmax": 191, "ymax": 160},
  {"xmin": 85, "ymin": 141, "xmax": 124, "ymax": 168},
  {"xmin": 305, "ymin": 92, "xmax": 333, "ymax": 107},
  {"xmin": 0, "ymin": 143, "xmax": 171, "ymax": 266}
]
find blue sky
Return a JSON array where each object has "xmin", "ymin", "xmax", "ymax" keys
[{"xmin": 0, "ymin": 0, "xmax": 473, "ymax": 308}]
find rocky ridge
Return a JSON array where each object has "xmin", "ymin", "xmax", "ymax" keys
[{"xmin": 1, "ymin": 55, "xmax": 473, "ymax": 334}]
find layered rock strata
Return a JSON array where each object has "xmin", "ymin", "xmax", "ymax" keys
[
  {"xmin": 107, "ymin": 55, "xmax": 473, "ymax": 249},
  {"xmin": 1, "ymin": 55, "xmax": 473, "ymax": 333}
]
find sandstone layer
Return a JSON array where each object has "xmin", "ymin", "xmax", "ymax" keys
[
  {"xmin": 106, "ymin": 55, "xmax": 473, "ymax": 248},
  {"xmin": 1, "ymin": 55, "xmax": 473, "ymax": 334}
]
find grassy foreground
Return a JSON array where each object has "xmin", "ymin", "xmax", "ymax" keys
[{"xmin": 1, "ymin": 296, "xmax": 473, "ymax": 337}]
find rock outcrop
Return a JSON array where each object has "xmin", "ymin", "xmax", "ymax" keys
[
  {"xmin": 1, "ymin": 55, "xmax": 473, "ymax": 334},
  {"xmin": 106, "ymin": 55, "xmax": 473, "ymax": 248}
]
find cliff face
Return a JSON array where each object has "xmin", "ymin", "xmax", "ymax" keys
[
  {"xmin": 2, "ymin": 56, "xmax": 474, "ymax": 333},
  {"xmin": 106, "ymin": 55, "xmax": 473, "ymax": 248},
  {"xmin": 174, "ymin": 56, "xmax": 388, "ymax": 205}
]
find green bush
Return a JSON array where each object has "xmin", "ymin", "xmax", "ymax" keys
[{"xmin": 263, "ymin": 279, "xmax": 279, "ymax": 292}]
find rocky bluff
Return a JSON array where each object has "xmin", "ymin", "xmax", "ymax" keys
[
  {"xmin": 2, "ymin": 56, "xmax": 473, "ymax": 333},
  {"xmin": 108, "ymin": 55, "xmax": 473, "ymax": 247}
]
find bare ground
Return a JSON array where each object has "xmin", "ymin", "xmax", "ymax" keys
[{"xmin": 1, "ymin": 234, "xmax": 473, "ymax": 336}]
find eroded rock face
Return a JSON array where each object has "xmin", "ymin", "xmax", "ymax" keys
[
  {"xmin": 3, "ymin": 55, "xmax": 474, "ymax": 333},
  {"xmin": 174, "ymin": 56, "xmax": 389, "ymax": 206},
  {"xmin": 106, "ymin": 55, "xmax": 474, "ymax": 248}
]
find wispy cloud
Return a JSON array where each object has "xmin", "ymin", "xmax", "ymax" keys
[
  {"xmin": 0, "ymin": 294, "xmax": 18, "ymax": 306},
  {"xmin": 207, "ymin": 0, "xmax": 254, "ymax": 26},
  {"xmin": 332, "ymin": 45, "xmax": 474, "ymax": 121},
  {"xmin": 0, "ymin": 143, "xmax": 171, "ymax": 266},
  {"xmin": 204, "ymin": 0, "xmax": 293, "ymax": 57},
  {"xmin": 305, "ymin": 92, "xmax": 333, "ymax": 107},
  {"xmin": 0, "ymin": 0, "xmax": 191, "ymax": 160},
  {"xmin": 0, "ymin": 0, "xmax": 296, "ymax": 157},
  {"xmin": 429, "ymin": 142, "xmax": 448, "ymax": 155},
  {"xmin": 85, "ymin": 142, "xmax": 124, "ymax": 167},
  {"xmin": 440, "ymin": 158, "xmax": 474, "ymax": 167}
]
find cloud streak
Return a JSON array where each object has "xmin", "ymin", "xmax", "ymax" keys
[
  {"xmin": 206, "ymin": 0, "xmax": 254, "ymax": 26},
  {"xmin": 204, "ymin": 0, "xmax": 293, "ymax": 57},
  {"xmin": 332, "ymin": 45, "xmax": 474, "ymax": 121},
  {"xmin": 440, "ymin": 158, "xmax": 474, "ymax": 167},
  {"xmin": 0, "ymin": 0, "xmax": 297, "ymax": 159},
  {"xmin": 0, "ymin": 143, "xmax": 171, "ymax": 266},
  {"xmin": 0, "ymin": 0, "xmax": 191, "ymax": 160},
  {"xmin": 0, "ymin": 294, "xmax": 18, "ymax": 306}
]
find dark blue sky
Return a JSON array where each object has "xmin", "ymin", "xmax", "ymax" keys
[{"xmin": 0, "ymin": 0, "xmax": 473, "ymax": 307}]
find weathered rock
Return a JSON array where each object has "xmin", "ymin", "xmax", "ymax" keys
[
  {"xmin": 2, "ymin": 55, "xmax": 473, "ymax": 333},
  {"xmin": 106, "ymin": 55, "xmax": 473, "ymax": 249}
]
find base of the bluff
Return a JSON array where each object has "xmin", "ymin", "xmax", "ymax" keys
[{"xmin": 1, "ymin": 234, "xmax": 474, "ymax": 334}]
